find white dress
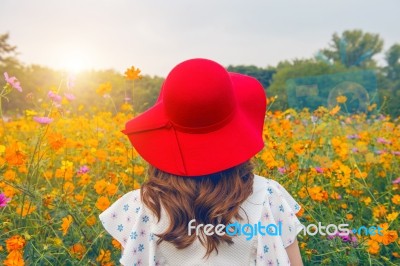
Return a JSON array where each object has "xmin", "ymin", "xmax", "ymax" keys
[{"xmin": 99, "ymin": 175, "xmax": 303, "ymax": 266}]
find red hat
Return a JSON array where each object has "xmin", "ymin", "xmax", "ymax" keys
[{"xmin": 122, "ymin": 58, "xmax": 266, "ymax": 176}]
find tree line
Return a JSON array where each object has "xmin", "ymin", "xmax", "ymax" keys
[{"xmin": 1, "ymin": 29, "xmax": 399, "ymax": 117}]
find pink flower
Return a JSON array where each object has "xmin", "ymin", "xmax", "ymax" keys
[
  {"xmin": 33, "ymin": 116, "xmax": 53, "ymax": 124},
  {"xmin": 346, "ymin": 134, "xmax": 360, "ymax": 139},
  {"xmin": 277, "ymin": 167, "xmax": 286, "ymax": 174},
  {"xmin": 377, "ymin": 137, "xmax": 391, "ymax": 145},
  {"xmin": 392, "ymin": 151, "xmax": 400, "ymax": 156},
  {"xmin": 77, "ymin": 165, "xmax": 89, "ymax": 175},
  {"xmin": 0, "ymin": 193, "xmax": 10, "ymax": 208},
  {"xmin": 315, "ymin": 166, "xmax": 324, "ymax": 173},
  {"xmin": 392, "ymin": 177, "xmax": 400, "ymax": 184},
  {"xmin": 4, "ymin": 72, "xmax": 22, "ymax": 92},
  {"xmin": 47, "ymin": 91, "xmax": 62, "ymax": 103},
  {"xmin": 64, "ymin": 92, "xmax": 76, "ymax": 101}
]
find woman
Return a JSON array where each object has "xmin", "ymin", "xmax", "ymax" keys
[{"xmin": 99, "ymin": 58, "xmax": 303, "ymax": 265}]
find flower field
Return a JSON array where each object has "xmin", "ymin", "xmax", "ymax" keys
[{"xmin": 0, "ymin": 73, "xmax": 399, "ymax": 265}]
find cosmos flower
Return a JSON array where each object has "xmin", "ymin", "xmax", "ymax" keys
[
  {"xmin": 0, "ymin": 193, "xmax": 10, "ymax": 207},
  {"xmin": 33, "ymin": 116, "xmax": 53, "ymax": 124},
  {"xmin": 3, "ymin": 72, "xmax": 22, "ymax": 92}
]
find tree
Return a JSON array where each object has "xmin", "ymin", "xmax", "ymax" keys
[
  {"xmin": 268, "ymin": 59, "xmax": 347, "ymax": 110},
  {"xmin": 381, "ymin": 43, "xmax": 400, "ymax": 117},
  {"xmin": 320, "ymin": 30, "xmax": 384, "ymax": 68},
  {"xmin": 0, "ymin": 33, "xmax": 19, "ymax": 66},
  {"xmin": 226, "ymin": 65, "xmax": 276, "ymax": 89},
  {"xmin": 385, "ymin": 43, "xmax": 400, "ymax": 81}
]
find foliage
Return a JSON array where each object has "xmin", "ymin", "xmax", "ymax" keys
[
  {"xmin": 226, "ymin": 65, "xmax": 276, "ymax": 89},
  {"xmin": 319, "ymin": 29, "xmax": 384, "ymax": 68},
  {"xmin": 268, "ymin": 59, "xmax": 348, "ymax": 110}
]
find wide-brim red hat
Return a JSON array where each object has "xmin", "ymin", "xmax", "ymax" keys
[{"xmin": 121, "ymin": 58, "xmax": 266, "ymax": 176}]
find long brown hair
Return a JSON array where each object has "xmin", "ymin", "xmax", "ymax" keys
[{"xmin": 140, "ymin": 160, "xmax": 254, "ymax": 258}]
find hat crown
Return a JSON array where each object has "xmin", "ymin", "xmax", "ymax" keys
[{"xmin": 163, "ymin": 59, "xmax": 235, "ymax": 130}]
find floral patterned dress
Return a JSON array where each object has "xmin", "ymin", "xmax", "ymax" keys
[{"xmin": 99, "ymin": 175, "xmax": 303, "ymax": 265}]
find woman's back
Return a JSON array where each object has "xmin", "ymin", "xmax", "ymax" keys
[{"xmin": 99, "ymin": 175, "xmax": 302, "ymax": 266}]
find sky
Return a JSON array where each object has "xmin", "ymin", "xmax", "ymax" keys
[{"xmin": 0, "ymin": 0, "xmax": 399, "ymax": 76}]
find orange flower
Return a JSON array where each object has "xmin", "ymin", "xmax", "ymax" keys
[
  {"xmin": 3, "ymin": 250, "xmax": 25, "ymax": 266},
  {"xmin": 94, "ymin": 179, "xmax": 108, "ymax": 195},
  {"xmin": 60, "ymin": 215, "xmax": 73, "ymax": 236},
  {"xmin": 16, "ymin": 202, "xmax": 36, "ymax": 217},
  {"xmin": 47, "ymin": 132, "xmax": 66, "ymax": 151},
  {"xmin": 133, "ymin": 165, "xmax": 145, "ymax": 176},
  {"xmin": 63, "ymin": 182, "xmax": 75, "ymax": 194},
  {"xmin": 345, "ymin": 213, "xmax": 353, "ymax": 220},
  {"xmin": 296, "ymin": 206, "xmax": 305, "ymax": 217},
  {"xmin": 4, "ymin": 170, "xmax": 16, "ymax": 181},
  {"xmin": 69, "ymin": 243, "xmax": 86, "ymax": 259},
  {"xmin": 366, "ymin": 239, "xmax": 380, "ymax": 254},
  {"xmin": 96, "ymin": 196, "xmax": 110, "ymax": 211},
  {"xmin": 392, "ymin": 195, "xmax": 400, "ymax": 205},
  {"xmin": 329, "ymin": 105, "xmax": 341, "ymax": 116},
  {"xmin": 4, "ymin": 142, "xmax": 26, "ymax": 166},
  {"xmin": 96, "ymin": 249, "xmax": 111, "ymax": 263},
  {"xmin": 5, "ymin": 235, "xmax": 26, "ymax": 252},
  {"xmin": 86, "ymin": 215, "xmax": 96, "ymax": 226},
  {"xmin": 111, "ymin": 239, "xmax": 121, "ymax": 250},
  {"xmin": 124, "ymin": 66, "xmax": 142, "ymax": 81},
  {"xmin": 42, "ymin": 194, "xmax": 55, "ymax": 209},
  {"xmin": 307, "ymin": 186, "xmax": 328, "ymax": 202},
  {"xmin": 106, "ymin": 183, "xmax": 118, "ymax": 196}
]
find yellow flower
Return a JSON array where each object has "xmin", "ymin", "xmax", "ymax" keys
[
  {"xmin": 336, "ymin": 95, "xmax": 347, "ymax": 103},
  {"xmin": 387, "ymin": 212, "xmax": 399, "ymax": 222},
  {"xmin": 362, "ymin": 197, "xmax": 372, "ymax": 206},
  {"xmin": 60, "ymin": 215, "xmax": 73, "ymax": 236},
  {"xmin": 96, "ymin": 82, "xmax": 112, "ymax": 96},
  {"xmin": 124, "ymin": 66, "xmax": 142, "ymax": 81},
  {"xmin": 61, "ymin": 160, "xmax": 73, "ymax": 170},
  {"xmin": 373, "ymin": 205, "xmax": 387, "ymax": 219},
  {"xmin": 96, "ymin": 249, "xmax": 111, "ymax": 263},
  {"xmin": 25, "ymin": 109, "xmax": 38, "ymax": 116}
]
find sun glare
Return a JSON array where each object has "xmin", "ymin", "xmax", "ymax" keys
[{"xmin": 61, "ymin": 50, "xmax": 90, "ymax": 74}]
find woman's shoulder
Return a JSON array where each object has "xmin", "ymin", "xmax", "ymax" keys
[{"xmin": 253, "ymin": 174, "xmax": 286, "ymax": 193}]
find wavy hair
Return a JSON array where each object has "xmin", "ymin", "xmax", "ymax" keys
[{"xmin": 140, "ymin": 160, "xmax": 254, "ymax": 258}]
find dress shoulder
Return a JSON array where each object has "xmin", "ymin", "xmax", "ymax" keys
[
  {"xmin": 99, "ymin": 189, "xmax": 164, "ymax": 265},
  {"xmin": 252, "ymin": 175, "xmax": 303, "ymax": 265}
]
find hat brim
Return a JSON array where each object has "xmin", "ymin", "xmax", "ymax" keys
[{"xmin": 122, "ymin": 72, "xmax": 266, "ymax": 176}]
